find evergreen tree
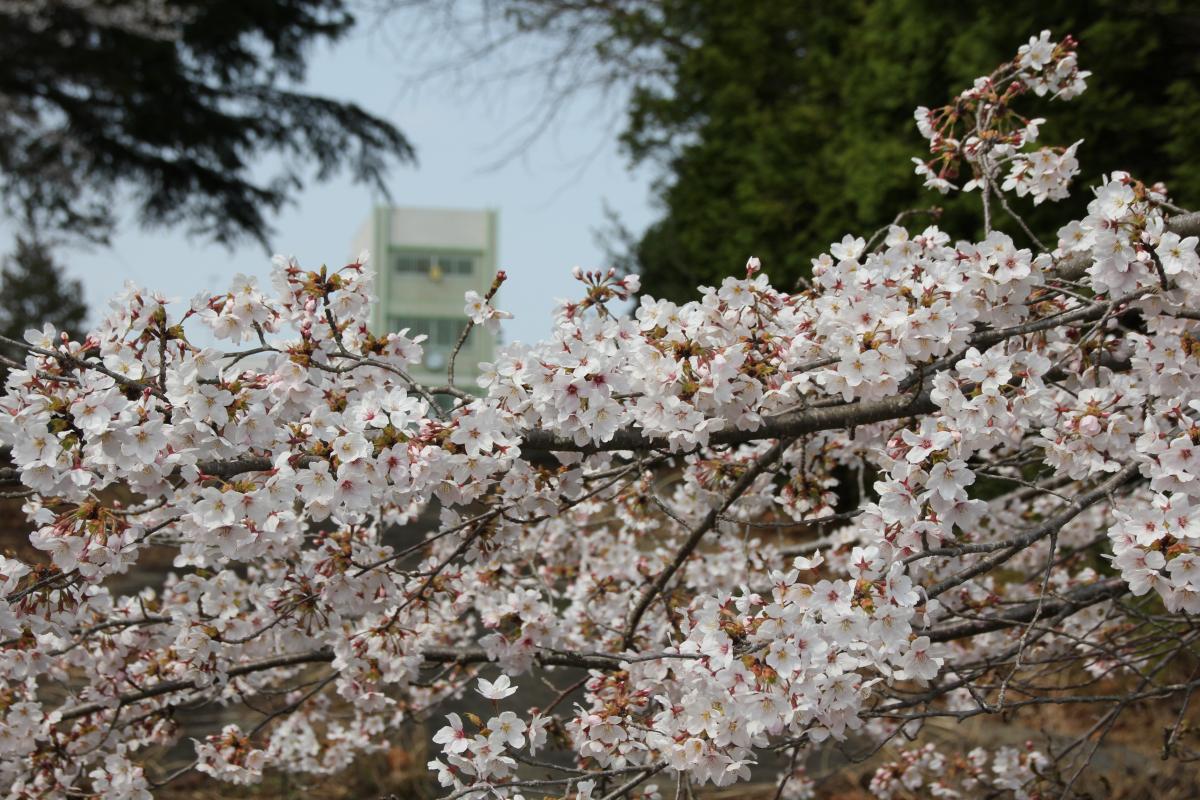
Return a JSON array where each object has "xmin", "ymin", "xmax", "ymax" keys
[
  {"xmin": 0, "ymin": 0, "xmax": 414, "ymax": 247},
  {"xmin": 401, "ymin": 0, "xmax": 1200, "ymax": 300},
  {"xmin": 622, "ymin": 0, "xmax": 1200, "ymax": 299},
  {"xmin": 0, "ymin": 236, "xmax": 88, "ymax": 376}
]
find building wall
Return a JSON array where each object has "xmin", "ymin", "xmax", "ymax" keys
[{"xmin": 356, "ymin": 206, "xmax": 498, "ymax": 393}]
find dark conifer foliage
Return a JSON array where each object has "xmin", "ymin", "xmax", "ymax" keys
[
  {"xmin": 0, "ymin": 235, "xmax": 88, "ymax": 375},
  {"xmin": 0, "ymin": 1, "xmax": 415, "ymax": 247}
]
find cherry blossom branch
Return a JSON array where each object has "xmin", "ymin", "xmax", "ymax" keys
[
  {"xmin": 926, "ymin": 577, "xmax": 1127, "ymax": 643},
  {"xmin": 3, "ymin": 35, "xmax": 1199, "ymax": 798},
  {"xmin": 58, "ymin": 641, "xmax": 703, "ymax": 726},
  {"xmin": 622, "ymin": 436, "xmax": 794, "ymax": 650},
  {"xmin": 1053, "ymin": 210, "xmax": 1200, "ymax": 281},
  {"xmin": 449, "ymin": 270, "xmax": 506, "ymax": 390},
  {"xmin": 523, "ymin": 391, "xmax": 933, "ymax": 455},
  {"xmin": 926, "ymin": 461, "xmax": 1142, "ymax": 599}
]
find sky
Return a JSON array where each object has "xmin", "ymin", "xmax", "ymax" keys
[{"xmin": 56, "ymin": 11, "xmax": 656, "ymax": 348}]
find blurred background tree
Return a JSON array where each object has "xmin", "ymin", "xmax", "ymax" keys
[
  {"xmin": 397, "ymin": 0, "xmax": 1200, "ymax": 300},
  {"xmin": 0, "ymin": 0, "xmax": 415, "ymax": 249},
  {"xmin": 0, "ymin": 232, "xmax": 87, "ymax": 379}
]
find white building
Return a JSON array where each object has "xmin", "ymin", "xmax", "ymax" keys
[{"xmin": 351, "ymin": 206, "xmax": 499, "ymax": 392}]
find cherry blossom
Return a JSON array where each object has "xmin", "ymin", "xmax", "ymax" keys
[
  {"xmin": 477, "ymin": 674, "xmax": 519, "ymax": 701},
  {"xmin": 0, "ymin": 29, "xmax": 1196, "ymax": 800}
]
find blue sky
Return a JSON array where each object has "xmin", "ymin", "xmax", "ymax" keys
[{"xmin": 56, "ymin": 14, "xmax": 656, "ymax": 347}]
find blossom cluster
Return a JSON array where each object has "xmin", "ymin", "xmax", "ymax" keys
[
  {"xmin": 913, "ymin": 30, "xmax": 1088, "ymax": 203},
  {"xmin": 0, "ymin": 29, "xmax": 1197, "ymax": 800},
  {"xmin": 870, "ymin": 742, "xmax": 1049, "ymax": 799}
]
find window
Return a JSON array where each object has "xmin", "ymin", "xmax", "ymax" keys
[
  {"xmin": 445, "ymin": 255, "xmax": 475, "ymax": 275},
  {"xmin": 388, "ymin": 315, "xmax": 471, "ymax": 371},
  {"xmin": 393, "ymin": 253, "xmax": 430, "ymax": 274},
  {"xmin": 393, "ymin": 250, "xmax": 477, "ymax": 276},
  {"xmin": 390, "ymin": 316, "xmax": 468, "ymax": 347},
  {"xmin": 388, "ymin": 316, "xmax": 472, "ymax": 371}
]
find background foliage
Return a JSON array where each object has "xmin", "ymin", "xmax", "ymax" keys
[
  {"xmin": 599, "ymin": 0, "xmax": 1200, "ymax": 299},
  {"xmin": 0, "ymin": 0, "xmax": 413, "ymax": 248}
]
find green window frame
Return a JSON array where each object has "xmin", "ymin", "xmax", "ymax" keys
[
  {"xmin": 388, "ymin": 316, "xmax": 470, "ymax": 348},
  {"xmin": 392, "ymin": 250, "xmax": 478, "ymax": 276}
]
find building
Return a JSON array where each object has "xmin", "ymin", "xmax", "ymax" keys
[{"xmin": 351, "ymin": 206, "xmax": 499, "ymax": 393}]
